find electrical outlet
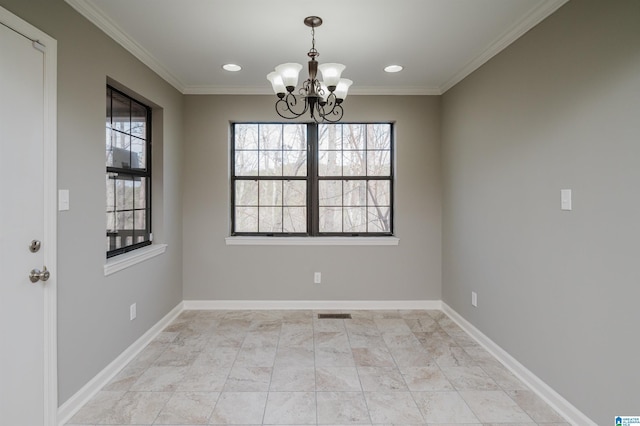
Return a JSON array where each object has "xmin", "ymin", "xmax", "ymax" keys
[
  {"xmin": 314, "ymin": 272, "xmax": 321, "ymax": 284},
  {"xmin": 471, "ymin": 292, "xmax": 478, "ymax": 307},
  {"xmin": 130, "ymin": 303, "xmax": 137, "ymax": 320}
]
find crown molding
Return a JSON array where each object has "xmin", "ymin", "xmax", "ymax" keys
[
  {"xmin": 183, "ymin": 85, "xmax": 274, "ymax": 95},
  {"xmin": 65, "ymin": 0, "xmax": 186, "ymax": 93},
  {"xmin": 66, "ymin": 0, "xmax": 567, "ymax": 97},
  {"xmin": 439, "ymin": 0, "xmax": 569, "ymax": 93},
  {"xmin": 183, "ymin": 84, "xmax": 442, "ymax": 96}
]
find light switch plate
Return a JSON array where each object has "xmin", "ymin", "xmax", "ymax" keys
[
  {"xmin": 561, "ymin": 189, "xmax": 572, "ymax": 211},
  {"xmin": 58, "ymin": 189, "xmax": 69, "ymax": 211}
]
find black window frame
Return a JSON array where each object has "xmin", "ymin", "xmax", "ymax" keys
[
  {"xmin": 106, "ymin": 85, "xmax": 152, "ymax": 258},
  {"xmin": 230, "ymin": 122, "xmax": 394, "ymax": 237}
]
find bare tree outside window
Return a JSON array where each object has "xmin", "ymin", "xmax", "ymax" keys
[{"xmin": 231, "ymin": 122, "xmax": 393, "ymax": 236}]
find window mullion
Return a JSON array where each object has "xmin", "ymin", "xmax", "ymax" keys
[{"xmin": 309, "ymin": 123, "xmax": 318, "ymax": 236}]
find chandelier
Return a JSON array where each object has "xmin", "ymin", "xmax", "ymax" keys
[{"xmin": 267, "ymin": 16, "xmax": 352, "ymax": 123}]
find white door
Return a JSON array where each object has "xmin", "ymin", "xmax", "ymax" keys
[{"xmin": 0, "ymin": 13, "xmax": 56, "ymax": 426}]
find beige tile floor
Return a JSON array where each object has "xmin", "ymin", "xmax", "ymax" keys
[{"xmin": 66, "ymin": 309, "xmax": 570, "ymax": 425}]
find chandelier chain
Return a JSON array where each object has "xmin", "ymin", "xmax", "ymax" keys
[{"xmin": 308, "ymin": 26, "xmax": 318, "ymax": 58}]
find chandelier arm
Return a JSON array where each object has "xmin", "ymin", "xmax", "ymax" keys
[
  {"xmin": 275, "ymin": 93, "xmax": 309, "ymax": 119},
  {"xmin": 316, "ymin": 101, "xmax": 343, "ymax": 123}
]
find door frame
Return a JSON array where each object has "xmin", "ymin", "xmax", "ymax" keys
[{"xmin": 0, "ymin": 6, "xmax": 57, "ymax": 426}]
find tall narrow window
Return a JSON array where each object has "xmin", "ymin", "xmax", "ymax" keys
[
  {"xmin": 231, "ymin": 122, "xmax": 393, "ymax": 236},
  {"xmin": 106, "ymin": 85, "xmax": 152, "ymax": 257}
]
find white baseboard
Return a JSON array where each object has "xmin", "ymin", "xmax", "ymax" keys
[
  {"xmin": 182, "ymin": 299, "xmax": 442, "ymax": 311},
  {"xmin": 56, "ymin": 299, "xmax": 594, "ymax": 426},
  {"xmin": 57, "ymin": 302, "xmax": 184, "ymax": 426},
  {"xmin": 441, "ymin": 302, "xmax": 596, "ymax": 426}
]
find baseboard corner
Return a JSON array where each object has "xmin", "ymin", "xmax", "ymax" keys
[
  {"xmin": 441, "ymin": 302, "xmax": 596, "ymax": 426},
  {"xmin": 56, "ymin": 302, "xmax": 184, "ymax": 425}
]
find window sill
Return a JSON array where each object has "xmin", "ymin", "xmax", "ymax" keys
[
  {"xmin": 104, "ymin": 244, "xmax": 168, "ymax": 276},
  {"xmin": 225, "ymin": 237, "xmax": 399, "ymax": 246}
]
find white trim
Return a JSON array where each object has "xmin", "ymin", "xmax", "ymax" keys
[
  {"xmin": 104, "ymin": 244, "xmax": 167, "ymax": 276},
  {"xmin": 183, "ymin": 300, "xmax": 441, "ymax": 311},
  {"xmin": 439, "ymin": 0, "xmax": 569, "ymax": 93},
  {"xmin": 57, "ymin": 302, "xmax": 184, "ymax": 426},
  {"xmin": 64, "ymin": 0, "xmax": 185, "ymax": 93},
  {"xmin": 0, "ymin": 7, "xmax": 58, "ymax": 426},
  {"xmin": 65, "ymin": 0, "xmax": 567, "ymax": 97},
  {"xmin": 183, "ymin": 85, "xmax": 442, "ymax": 96},
  {"xmin": 225, "ymin": 237, "xmax": 399, "ymax": 246},
  {"xmin": 441, "ymin": 302, "xmax": 596, "ymax": 426},
  {"xmin": 42, "ymin": 29, "xmax": 58, "ymax": 426}
]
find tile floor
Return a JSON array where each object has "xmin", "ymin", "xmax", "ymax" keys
[{"xmin": 66, "ymin": 309, "xmax": 570, "ymax": 425}]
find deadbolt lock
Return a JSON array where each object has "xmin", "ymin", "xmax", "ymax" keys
[{"xmin": 29, "ymin": 240, "xmax": 41, "ymax": 253}]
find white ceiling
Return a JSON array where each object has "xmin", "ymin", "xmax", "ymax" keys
[{"xmin": 66, "ymin": 0, "xmax": 567, "ymax": 95}]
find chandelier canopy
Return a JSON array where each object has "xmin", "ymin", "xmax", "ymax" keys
[{"xmin": 267, "ymin": 16, "xmax": 352, "ymax": 123}]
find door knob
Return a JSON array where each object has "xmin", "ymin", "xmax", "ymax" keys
[{"xmin": 29, "ymin": 266, "xmax": 50, "ymax": 283}]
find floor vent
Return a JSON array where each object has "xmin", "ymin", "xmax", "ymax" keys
[{"xmin": 317, "ymin": 313, "xmax": 352, "ymax": 319}]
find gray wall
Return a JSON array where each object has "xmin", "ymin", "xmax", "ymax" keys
[
  {"xmin": 183, "ymin": 95, "xmax": 441, "ymax": 301},
  {"xmin": 441, "ymin": 1, "xmax": 640, "ymax": 424},
  {"xmin": 0, "ymin": 0, "xmax": 184, "ymax": 405}
]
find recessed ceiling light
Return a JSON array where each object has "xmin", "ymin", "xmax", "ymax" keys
[
  {"xmin": 222, "ymin": 63, "xmax": 242, "ymax": 72},
  {"xmin": 384, "ymin": 65, "xmax": 404, "ymax": 73}
]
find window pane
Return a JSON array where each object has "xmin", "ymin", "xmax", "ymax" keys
[
  {"xmin": 283, "ymin": 151, "xmax": 307, "ymax": 176},
  {"xmin": 343, "ymin": 151, "xmax": 366, "ymax": 176},
  {"xmin": 343, "ymin": 207, "xmax": 367, "ymax": 232},
  {"xmin": 106, "ymin": 128, "xmax": 112, "ymax": 165},
  {"xmin": 283, "ymin": 124, "xmax": 306, "ymax": 150},
  {"xmin": 319, "ymin": 207, "xmax": 342, "ymax": 232},
  {"xmin": 109, "ymin": 135, "xmax": 132, "ymax": 169},
  {"xmin": 319, "ymin": 180, "xmax": 341, "ymax": 206},
  {"xmin": 283, "ymin": 207, "xmax": 306, "ymax": 232},
  {"xmin": 116, "ymin": 211, "xmax": 133, "ymax": 231},
  {"xmin": 235, "ymin": 207, "xmax": 258, "ymax": 232},
  {"xmin": 259, "ymin": 151, "xmax": 282, "ymax": 176},
  {"xmin": 318, "ymin": 124, "xmax": 342, "ymax": 150},
  {"xmin": 367, "ymin": 124, "xmax": 391, "ymax": 150},
  {"xmin": 283, "ymin": 180, "xmax": 306, "ymax": 206},
  {"xmin": 111, "ymin": 130, "xmax": 128, "ymax": 149},
  {"xmin": 134, "ymin": 210, "xmax": 147, "ymax": 233},
  {"xmin": 343, "ymin": 180, "xmax": 366, "ymax": 206},
  {"xmin": 259, "ymin": 180, "xmax": 282, "ymax": 206},
  {"xmin": 235, "ymin": 124, "xmax": 259, "ymax": 150},
  {"xmin": 260, "ymin": 124, "xmax": 282, "ymax": 150},
  {"xmin": 343, "ymin": 124, "xmax": 365, "ymax": 150},
  {"xmin": 131, "ymin": 137, "xmax": 146, "ymax": 170},
  {"xmin": 116, "ymin": 178, "xmax": 134, "ymax": 211},
  {"xmin": 134, "ymin": 178, "xmax": 147, "ymax": 209},
  {"xmin": 367, "ymin": 180, "xmax": 390, "ymax": 206},
  {"xmin": 106, "ymin": 87, "xmax": 112, "ymax": 128},
  {"xmin": 130, "ymin": 101, "xmax": 147, "ymax": 140},
  {"xmin": 235, "ymin": 180, "xmax": 258, "ymax": 206},
  {"xmin": 259, "ymin": 206, "xmax": 282, "ymax": 232},
  {"xmin": 111, "ymin": 91, "xmax": 130, "ymax": 133},
  {"xmin": 235, "ymin": 151, "xmax": 259, "ymax": 176},
  {"xmin": 368, "ymin": 207, "xmax": 391, "ymax": 232},
  {"xmin": 318, "ymin": 150, "xmax": 341, "ymax": 176},
  {"xmin": 106, "ymin": 212, "xmax": 115, "ymax": 233},
  {"xmin": 106, "ymin": 174, "xmax": 115, "ymax": 211},
  {"xmin": 367, "ymin": 150, "xmax": 391, "ymax": 176}
]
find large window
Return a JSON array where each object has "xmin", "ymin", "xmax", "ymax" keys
[
  {"xmin": 106, "ymin": 85, "xmax": 152, "ymax": 257},
  {"xmin": 231, "ymin": 122, "xmax": 393, "ymax": 236}
]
